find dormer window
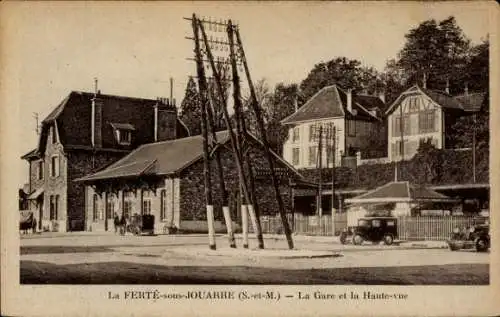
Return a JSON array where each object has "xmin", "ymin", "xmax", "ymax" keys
[{"xmin": 110, "ymin": 123, "xmax": 135, "ymax": 145}]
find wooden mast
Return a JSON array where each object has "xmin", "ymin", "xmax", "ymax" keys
[
  {"xmin": 234, "ymin": 26, "xmax": 294, "ymax": 249},
  {"xmin": 192, "ymin": 14, "xmax": 216, "ymax": 250}
]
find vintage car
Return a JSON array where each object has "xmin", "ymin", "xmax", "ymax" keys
[
  {"xmin": 126, "ymin": 214, "xmax": 155, "ymax": 235},
  {"xmin": 447, "ymin": 223, "xmax": 490, "ymax": 252},
  {"xmin": 339, "ymin": 217, "xmax": 398, "ymax": 246}
]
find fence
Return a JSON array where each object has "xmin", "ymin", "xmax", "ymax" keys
[
  {"xmin": 259, "ymin": 213, "xmax": 347, "ymax": 236},
  {"xmin": 397, "ymin": 216, "xmax": 488, "ymax": 241},
  {"xmin": 258, "ymin": 214, "xmax": 487, "ymax": 241}
]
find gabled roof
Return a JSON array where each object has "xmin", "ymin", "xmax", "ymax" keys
[
  {"xmin": 281, "ymin": 85, "xmax": 384, "ymax": 125},
  {"xmin": 76, "ymin": 131, "xmax": 303, "ymax": 183},
  {"xmin": 345, "ymin": 181, "xmax": 458, "ymax": 204},
  {"xmin": 23, "ymin": 91, "xmax": 189, "ymax": 160},
  {"xmin": 385, "ymin": 85, "xmax": 487, "ymax": 116}
]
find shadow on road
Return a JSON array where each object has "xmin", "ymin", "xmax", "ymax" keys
[
  {"xmin": 20, "ymin": 260, "xmax": 489, "ymax": 285},
  {"xmin": 20, "ymin": 243, "xmax": 207, "ymax": 255}
]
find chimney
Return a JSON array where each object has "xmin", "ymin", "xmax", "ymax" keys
[
  {"xmin": 346, "ymin": 88, "xmax": 353, "ymax": 113},
  {"xmin": 422, "ymin": 73, "xmax": 427, "ymax": 89},
  {"xmin": 155, "ymin": 97, "xmax": 178, "ymax": 142},
  {"xmin": 445, "ymin": 78, "xmax": 450, "ymax": 94},
  {"xmin": 91, "ymin": 78, "xmax": 103, "ymax": 148},
  {"xmin": 464, "ymin": 82, "xmax": 469, "ymax": 96}
]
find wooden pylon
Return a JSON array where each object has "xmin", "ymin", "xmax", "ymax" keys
[
  {"xmin": 192, "ymin": 14, "xmax": 216, "ymax": 250},
  {"xmin": 197, "ymin": 17, "xmax": 256, "ymax": 249},
  {"xmin": 233, "ymin": 25, "xmax": 294, "ymax": 249}
]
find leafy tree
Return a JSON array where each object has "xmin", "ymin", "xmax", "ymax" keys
[
  {"xmin": 395, "ymin": 17, "xmax": 471, "ymax": 94},
  {"xmin": 299, "ymin": 57, "xmax": 383, "ymax": 101},
  {"xmin": 179, "ymin": 77, "xmax": 201, "ymax": 136},
  {"xmin": 464, "ymin": 39, "xmax": 489, "ymax": 92}
]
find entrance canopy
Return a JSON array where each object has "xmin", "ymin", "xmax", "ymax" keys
[{"xmin": 345, "ymin": 181, "xmax": 459, "ymax": 204}]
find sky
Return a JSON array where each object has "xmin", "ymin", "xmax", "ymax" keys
[{"xmin": 0, "ymin": 1, "xmax": 494, "ymax": 187}]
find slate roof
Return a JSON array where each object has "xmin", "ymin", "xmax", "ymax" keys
[
  {"xmin": 345, "ymin": 181, "xmax": 457, "ymax": 203},
  {"xmin": 454, "ymin": 92, "xmax": 487, "ymax": 112},
  {"xmin": 76, "ymin": 131, "xmax": 303, "ymax": 182},
  {"xmin": 385, "ymin": 85, "xmax": 487, "ymax": 115},
  {"xmin": 281, "ymin": 85, "xmax": 384, "ymax": 124},
  {"xmin": 22, "ymin": 91, "xmax": 189, "ymax": 160}
]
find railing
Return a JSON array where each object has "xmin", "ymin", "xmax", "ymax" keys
[{"xmin": 257, "ymin": 214, "xmax": 487, "ymax": 241}]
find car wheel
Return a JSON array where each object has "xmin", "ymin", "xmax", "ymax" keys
[
  {"xmin": 449, "ymin": 244, "xmax": 459, "ymax": 251},
  {"xmin": 353, "ymin": 234, "xmax": 363, "ymax": 245},
  {"xmin": 476, "ymin": 239, "xmax": 488, "ymax": 252},
  {"xmin": 339, "ymin": 233, "xmax": 347, "ymax": 245},
  {"xmin": 383, "ymin": 234, "xmax": 394, "ymax": 246}
]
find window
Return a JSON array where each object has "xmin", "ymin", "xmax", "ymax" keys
[
  {"xmin": 106, "ymin": 194, "xmax": 115, "ymax": 219},
  {"xmin": 93, "ymin": 194, "xmax": 99, "ymax": 221},
  {"xmin": 50, "ymin": 155, "xmax": 60, "ymax": 177},
  {"xmin": 347, "ymin": 120, "xmax": 356, "ymax": 136},
  {"xmin": 160, "ymin": 190, "xmax": 167, "ymax": 221},
  {"xmin": 327, "ymin": 145, "xmax": 334, "ymax": 164},
  {"xmin": 51, "ymin": 126, "xmax": 57, "ymax": 144},
  {"xmin": 372, "ymin": 219, "xmax": 381, "ymax": 227},
  {"xmin": 37, "ymin": 161, "xmax": 43, "ymax": 180},
  {"xmin": 50, "ymin": 195, "xmax": 59, "ymax": 220},
  {"xmin": 292, "ymin": 148, "xmax": 300, "ymax": 165},
  {"xmin": 292, "ymin": 127, "xmax": 300, "ymax": 142},
  {"xmin": 142, "ymin": 200, "xmax": 151, "ymax": 215},
  {"xmin": 393, "ymin": 115, "xmax": 410, "ymax": 136},
  {"xmin": 117, "ymin": 130, "xmax": 132, "ymax": 145},
  {"xmin": 418, "ymin": 110, "xmax": 436, "ymax": 133},
  {"xmin": 309, "ymin": 124, "xmax": 317, "ymax": 142},
  {"xmin": 308, "ymin": 146, "xmax": 317, "ymax": 166},
  {"xmin": 123, "ymin": 191, "xmax": 133, "ymax": 219}
]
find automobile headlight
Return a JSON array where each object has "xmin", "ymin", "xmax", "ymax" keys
[{"xmin": 453, "ymin": 227, "xmax": 459, "ymax": 234}]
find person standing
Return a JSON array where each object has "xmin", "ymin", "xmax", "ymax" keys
[{"xmin": 113, "ymin": 213, "xmax": 120, "ymax": 234}]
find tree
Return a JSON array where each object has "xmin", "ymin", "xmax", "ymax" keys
[
  {"xmin": 464, "ymin": 39, "xmax": 489, "ymax": 92},
  {"xmin": 299, "ymin": 57, "xmax": 383, "ymax": 101},
  {"xmin": 179, "ymin": 77, "xmax": 201, "ymax": 136},
  {"xmin": 395, "ymin": 17, "xmax": 471, "ymax": 94},
  {"xmin": 241, "ymin": 80, "xmax": 300, "ymax": 154}
]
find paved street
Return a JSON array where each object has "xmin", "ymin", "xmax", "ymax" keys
[{"xmin": 20, "ymin": 233, "xmax": 489, "ymax": 285}]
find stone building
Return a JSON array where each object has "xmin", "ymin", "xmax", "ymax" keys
[
  {"xmin": 77, "ymin": 131, "xmax": 303, "ymax": 234},
  {"xmin": 21, "ymin": 90, "xmax": 188, "ymax": 232}
]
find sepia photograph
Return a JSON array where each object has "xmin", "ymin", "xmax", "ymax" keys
[{"xmin": 1, "ymin": 1, "xmax": 498, "ymax": 316}]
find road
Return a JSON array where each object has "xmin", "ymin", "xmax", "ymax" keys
[{"xmin": 20, "ymin": 233, "xmax": 489, "ymax": 285}]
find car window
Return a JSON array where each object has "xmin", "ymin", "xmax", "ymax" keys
[
  {"xmin": 358, "ymin": 219, "xmax": 370, "ymax": 227},
  {"xmin": 372, "ymin": 220, "xmax": 381, "ymax": 227},
  {"xmin": 387, "ymin": 220, "xmax": 395, "ymax": 226}
]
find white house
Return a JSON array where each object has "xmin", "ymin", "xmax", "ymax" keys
[
  {"xmin": 281, "ymin": 85, "xmax": 387, "ymax": 169},
  {"xmin": 385, "ymin": 84, "xmax": 486, "ymax": 161}
]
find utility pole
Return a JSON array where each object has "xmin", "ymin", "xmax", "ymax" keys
[
  {"xmin": 331, "ymin": 126, "xmax": 336, "ymax": 214},
  {"xmin": 227, "ymin": 20, "xmax": 264, "ymax": 249},
  {"xmin": 197, "ymin": 17, "xmax": 258, "ymax": 249},
  {"xmin": 472, "ymin": 113, "xmax": 476, "ymax": 183},
  {"xmin": 234, "ymin": 26, "xmax": 294, "ymax": 249},
  {"xmin": 317, "ymin": 125, "xmax": 323, "ymax": 216},
  {"xmin": 398, "ymin": 96, "xmax": 404, "ymax": 181},
  {"xmin": 192, "ymin": 14, "xmax": 216, "ymax": 250},
  {"xmin": 206, "ymin": 77, "xmax": 237, "ymax": 248}
]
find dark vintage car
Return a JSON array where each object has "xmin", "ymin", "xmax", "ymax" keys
[
  {"xmin": 127, "ymin": 214, "xmax": 155, "ymax": 235},
  {"xmin": 340, "ymin": 217, "xmax": 398, "ymax": 246},
  {"xmin": 447, "ymin": 223, "xmax": 490, "ymax": 252}
]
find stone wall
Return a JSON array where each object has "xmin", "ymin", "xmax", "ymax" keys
[
  {"xmin": 67, "ymin": 150, "xmax": 125, "ymax": 231},
  {"xmin": 179, "ymin": 144, "xmax": 294, "ymax": 221}
]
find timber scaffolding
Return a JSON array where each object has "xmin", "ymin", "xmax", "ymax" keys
[{"xmin": 186, "ymin": 14, "xmax": 294, "ymax": 250}]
